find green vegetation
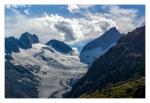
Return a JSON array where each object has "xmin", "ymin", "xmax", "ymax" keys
[{"xmin": 80, "ymin": 77, "xmax": 145, "ymax": 98}]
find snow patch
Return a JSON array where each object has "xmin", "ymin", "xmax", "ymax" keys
[{"xmin": 80, "ymin": 43, "xmax": 116, "ymax": 66}]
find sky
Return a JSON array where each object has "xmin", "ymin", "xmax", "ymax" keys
[{"xmin": 5, "ymin": 5, "xmax": 145, "ymax": 52}]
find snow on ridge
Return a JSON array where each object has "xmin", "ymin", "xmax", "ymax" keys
[{"xmin": 80, "ymin": 42, "xmax": 116, "ymax": 68}]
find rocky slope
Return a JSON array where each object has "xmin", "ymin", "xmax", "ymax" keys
[
  {"xmin": 5, "ymin": 55, "xmax": 39, "ymax": 98},
  {"xmin": 5, "ymin": 37, "xmax": 20, "ymax": 54},
  {"xmin": 80, "ymin": 77, "xmax": 145, "ymax": 98},
  {"xmin": 80, "ymin": 27, "xmax": 122, "ymax": 65},
  {"xmin": 66, "ymin": 26, "xmax": 145, "ymax": 98}
]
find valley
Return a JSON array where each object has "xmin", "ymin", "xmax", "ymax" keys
[{"xmin": 5, "ymin": 26, "xmax": 145, "ymax": 98}]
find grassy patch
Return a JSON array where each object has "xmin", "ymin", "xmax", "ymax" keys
[{"xmin": 80, "ymin": 77, "xmax": 145, "ymax": 98}]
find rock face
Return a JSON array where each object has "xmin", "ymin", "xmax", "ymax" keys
[
  {"xmin": 5, "ymin": 59, "xmax": 39, "ymax": 98},
  {"xmin": 46, "ymin": 39, "xmax": 73, "ymax": 54},
  {"xmin": 5, "ymin": 32, "xmax": 39, "ymax": 54},
  {"xmin": 5, "ymin": 37, "xmax": 20, "ymax": 54},
  {"xmin": 66, "ymin": 26, "xmax": 145, "ymax": 98},
  {"xmin": 80, "ymin": 27, "xmax": 122, "ymax": 65},
  {"xmin": 19, "ymin": 32, "xmax": 39, "ymax": 49}
]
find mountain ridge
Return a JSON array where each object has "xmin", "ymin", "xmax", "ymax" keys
[
  {"xmin": 66, "ymin": 26, "xmax": 145, "ymax": 98},
  {"xmin": 5, "ymin": 32, "xmax": 40, "ymax": 54},
  {"xmin": 5, "ymin": 32, "xmax": 73, "ymax": 55},
  {"xmin": 79, "ymin": 27, "xmax": 122, "ymax": 65}
]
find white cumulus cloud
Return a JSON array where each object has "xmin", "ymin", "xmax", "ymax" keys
[
  {"xmin": 67, "ymin": 5, "xmax": 79, "ymax": 13},
  {"xmin": 67, "ymin": 5, "xmax": 94, "ymax": 13},
  {"xmin": 24, "ymin": 9, "xmax": 30, "ymax": 15},
  {"xmin": 5, "ymin": 8, "xmax": 116, "ymax": 45},
  {"xmin": 100, "ymin": 5, "xmax": 145, "ymax": 33}
]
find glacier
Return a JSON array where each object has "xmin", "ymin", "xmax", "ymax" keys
[{"xmin": 11, "ymin": 43, "xmax": 87, "ymax": 98}]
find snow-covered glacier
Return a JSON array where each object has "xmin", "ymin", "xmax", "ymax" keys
[{"xmin": 10, "ymin": 43, "xmax": 87, "ymax": 98}]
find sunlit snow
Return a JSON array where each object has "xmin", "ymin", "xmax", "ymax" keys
[{"xmin": 12, "ymin": 43, "xmax": 87, "ymax": 98}]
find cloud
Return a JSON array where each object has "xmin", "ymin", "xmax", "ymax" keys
[
  {"xmin": 5, "ymin": 8, "xmax": 116, "ymax": 45},
  {"xmin": 6, "ymin": 5, "xmax": 18, "ymax": 9},
  {"xmin": 24, "ymin": 9, "xmax": 30, "ymax": 15},
  {"xmin": 6, "ymin": 5, "xmax": 31, "ymax": 9},
  {"xmin": 40, "ymin": 12, "xmax": 84, "ymax": 42},
  {"xmin": 72, "ymin": 47, "xmax": 79, "ymax": 55},
  {"xmin": 67, "ymin": 5, "xmax": 79, "ymax": 13},
  {"xmin": 6, "ymin": 11, "xmax": 65, "ymax": 42},
  {"xmin": 38, "ymin": 12, "xmax": 116, "ymax": 44},
  {"xmin": 78, "ymin": 5, "xmax": 94, "ymax": 9},
  {"xmin": 66, "ymin": 5, "xmax": 144, "ymax": 34},
  {"xmin": 67, "ymin": 5, "xmax": 94, "ymax": 13},
  {"xmin": 54, "ymin": 21, "xmax": 83, "ymax": 42},
  {"xmin": 100, "ymin": 5, "xmax": 145, "ymax": 33}
]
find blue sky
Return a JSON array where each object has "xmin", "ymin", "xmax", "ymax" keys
[
  {"xmin": 5, "ymin": 5, "xmax": 145, "ymax": 52},
  {"xmin": 6, "ymin": 5, "xmax": 145, "ymax": 17}
]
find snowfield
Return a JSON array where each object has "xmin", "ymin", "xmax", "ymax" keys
[
  {"xmin": 11, "ymin": 43, "xmax": 87, "ymax": 98},
  {"xmin": 80, "ymin": 43, "xmax": 116, "ymax": 68}
]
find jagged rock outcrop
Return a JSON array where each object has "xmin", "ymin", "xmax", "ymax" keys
[
  {"xmin": 5, "ymin": 32, "xmax": 39, "ymax": 54},
  {"xmin": 5, "ymin": 37, "xmax": 20, "ymax": 54},
  {"xmin": 19, "ymin": 32, "xmax": 39, "ymax": 49}
]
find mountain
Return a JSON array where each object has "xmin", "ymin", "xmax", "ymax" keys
[
  {"xmin": 5, "ymin": 42, "xmax": 86, "ymax": 98},
  {"xmin": 46, "ymin": 39, "xmax": 73, "ymax": 54},
  {"xmin": 19, "ymin": 32, "xmax": 39, "ymax": 49},
  {"xmin": 5, "ymin": 37, "xmax": 20, "ymax": 54},
  {"xmin": 80, "ymin": 27, "xmax": 122, "ymax": 65},
  {"xmin": 66, "ymin": 26, "xmax": 145, "ymax": 98},
  {"xmin": 5, "ymin": 32, "xmax": 39, "ymax": 54},
  {"xmin": 5, "ymin": 32, "xmax": 73, "ymax": 55}
]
